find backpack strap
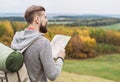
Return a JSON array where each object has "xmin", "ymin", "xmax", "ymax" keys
[
  {"xmin": 0, "ymin": 71, "xmax": 6, "ymax": 82},
  {"xmin": 17, "ymin": 71, "xmax": 21, "ymax": 82},
  {"xmin": 5, "ymin": 72, "xmax": 8, "ymax": 82},
  {"xmin": 4, "ymin": 72, "xmax": 21, "ymax": 82},
  {"xmin": 1, "ymin": 79, "xmax": 3, "ymax": 82}
]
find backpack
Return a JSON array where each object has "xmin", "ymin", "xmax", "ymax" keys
[
  {"xmin": 0, "ymin": 43, "xmax": 23, "ymax": 73},
  {"xmin": 0, "ymin": 38, "xmax": 40, "ymax": 82},
  {"xmin": 0, "ymin": 64, "xmax": 30, "ymax": 82}
]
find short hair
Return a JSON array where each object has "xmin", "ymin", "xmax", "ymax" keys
[{"xmin": 24, "ymin": 5, "xmax": 45, "ymax": 24}]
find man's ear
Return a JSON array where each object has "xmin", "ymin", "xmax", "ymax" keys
[{"xmin": 35, "ymin": 16, "xmax": 40, "ymax": 24}]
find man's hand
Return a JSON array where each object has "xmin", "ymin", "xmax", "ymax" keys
[{"xmin": 57, "ymin": 49, "xmax": 66, "ymax": 59}]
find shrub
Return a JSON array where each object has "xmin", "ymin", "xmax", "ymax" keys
[{"xmin": 95, "ymin": 43, "xmax": 118, "ymax": 54}]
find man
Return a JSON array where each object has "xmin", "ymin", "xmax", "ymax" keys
[{"xmin": 11, "ymin": 5, "xmax": 65, "ymax": 82}]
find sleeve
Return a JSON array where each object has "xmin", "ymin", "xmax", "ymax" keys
[{"xmin": 39, "ymin": 39, "xmax": 63, "ymax": 81}]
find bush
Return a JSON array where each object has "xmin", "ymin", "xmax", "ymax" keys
[
  {"xmin": 66, "ymin": 32, "xmax": 96, "ymax": 59},
  {"xmin": 0, "ymin": 21, "xmax": 14, "ymax": 46},
  {"xmin": 95, "ymin": 43, "xmax": 118, "ymax": 54},
  {"xmin": 90, "ymin": 28, "xmax": 120, "ymax": 46}
]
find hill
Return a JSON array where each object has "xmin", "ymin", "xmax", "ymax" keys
[
  {"xmin": 62, "ymin": 54, "xmax": 120, "ymax": 81},
  {"xmin": 101, "ymin": 23, "xmax": 120, "ymax": 31},
  {"xmin": 0, "ymin": 17, "xmax": 24, "ymax": 21},
  {"xmin": 54, "ymin": 14, "xmax": 110, "ymax": 20},
  {"xmin": 50, "ymin": 71, "xmax": 114, "ymax": 82}
]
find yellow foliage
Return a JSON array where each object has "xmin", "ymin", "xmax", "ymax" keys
[
  {"xmin": 0, "ymin": 35, "xmax": 12, "ymax": 46},
  {"xmin": 78, "ymin": 29, "xmax": 90, "ymax": 36},
  {"xmin": 0, "ymin": 21, "xmax": 14, "ymax": 46},
  {"xmin": 12, "ymin": 21, "xmax": 27, "ymax": 31},
  {"xmin": 80, "ymin": 36, "xmax": 96, "ymax": 48},
  {"xmin": 78, "ymin": 53, "xmax": 87, "ymax": 58},
  {"xmin": 0, "ymin": 21, "xmax": 14, "ymax": 37}
]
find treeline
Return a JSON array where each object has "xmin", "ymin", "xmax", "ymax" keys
[
  {"xmin": 66, "ymin": 18, "xmax": 120, "ymax": 27},
  {"xmin": 1, "ymin": 16, "xmax": 120, "ymax": 27},
  {"xmin": 0, "ymin": 17, "xmax": 24, "ymax": 21},
  {"xmin": 0, "ymin": 21, "xmax": 120, "ymax": 59},
  {"xmin": 53, "ymin": 15, "xmax": 109, "ymax": 21}
]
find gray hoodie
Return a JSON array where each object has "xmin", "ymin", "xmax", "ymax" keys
[{"xmin": 11, "ymin": 29, "xmax": 63, "ymax": 82}]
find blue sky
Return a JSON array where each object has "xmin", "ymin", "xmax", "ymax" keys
[{"xmin": 0, "ymin": 0, "xmax": 120, "ymax": 14}]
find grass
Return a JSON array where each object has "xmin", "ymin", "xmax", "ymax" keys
[
  {"xmin": 63, "ymin": 54, "xmax": 120, "ymax": 82},
  {"xmin": 50, "ymin": 71, "xmax": 114, "ymax": 82},
  {"xmin": 101, "ymin": 23, "xmax": 120, "ymax": 31}
]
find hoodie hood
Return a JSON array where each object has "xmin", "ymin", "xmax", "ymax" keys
[{"xmin": 11, "ymin": 29, "xmax": 44, "ymax": 50}]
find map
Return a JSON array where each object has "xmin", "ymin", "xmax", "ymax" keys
[{"xmin": 51, "ymin": 35, "xmax": 71, "ymax": 58}]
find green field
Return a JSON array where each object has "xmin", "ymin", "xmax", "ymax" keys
[
  {"xmin": 101, "ymin": 23, "xmax": 120, "ymax": 30},
  {"xmin": 63, "ymin": 54, "xmax": 120, "ymax": 82}
]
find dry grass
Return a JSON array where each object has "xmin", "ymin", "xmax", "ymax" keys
[{"xmin": 50, "ymin": 71, "xmax": 115, "ymax": 82}]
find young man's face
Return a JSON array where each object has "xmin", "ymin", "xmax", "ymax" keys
[{"xmin": 39, "ymin": 11, "xmax": 48, "ymax": 33}]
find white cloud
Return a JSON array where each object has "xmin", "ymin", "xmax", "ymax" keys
[
  {"xmin": 0, "ymin": 0, "xmax": 41, "ymax": 13},
  {"xmin": 0, "ymin": 0, "xmax": 120, "ymax": 14}
]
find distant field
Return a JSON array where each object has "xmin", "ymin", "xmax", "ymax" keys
[
  {"xmin": 101, "ymin": 23, "xmax": 120, "ymax": 30},
  {"xmin": 63, "ymin": 54, "xmax": 120, "ymax": 82}
]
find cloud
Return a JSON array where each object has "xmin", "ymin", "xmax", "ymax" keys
[
  {"xmin": 0, "ymin": 0, "xmax": 41, "ymax": 13},
  {"xmin": 42, "ymin": 0, "xmax": 120, "ymax": 14},
  {"xmin": 0, "ymin": 0, "xmax": 120, "ymax": 14}
]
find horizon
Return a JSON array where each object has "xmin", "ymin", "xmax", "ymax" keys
[
  {"xmin": 0, "ymin": 12, "xmax": 120, "ymax": 15},
  {"xmin": 0, "ymin": 13, "xmax": 120, "ymax": 19}
]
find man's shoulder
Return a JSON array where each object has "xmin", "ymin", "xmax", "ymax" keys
[
  {"xmin": 30, "ymin": 37, "xmax": 51, "ymax": 50},
  {"xmin": 37, "ymin": 37, "xmax": 51, "ymax": 44}
]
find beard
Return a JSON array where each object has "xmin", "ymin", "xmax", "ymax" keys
[{"xmin": 39, "ymin": 24, "xmax": 47, "ymax": 33}]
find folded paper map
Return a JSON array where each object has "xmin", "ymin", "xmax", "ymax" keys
[{"xmin": 51, "ymin": 35, "xmax": 71, "ymax": 58}]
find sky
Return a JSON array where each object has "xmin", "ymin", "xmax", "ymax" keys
[{"xmin": 0, "ymin": 0, "xmax": 120, "ymax": 15}]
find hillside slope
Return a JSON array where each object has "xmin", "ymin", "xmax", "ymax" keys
[{"xmin": 50, "ymin": 71, "xmax": 115, "ymax": 82}]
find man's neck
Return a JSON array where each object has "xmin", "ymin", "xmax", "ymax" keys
[{"xmin": 28, "ymin": 24, "xmax": 39, "ymax": 32}]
